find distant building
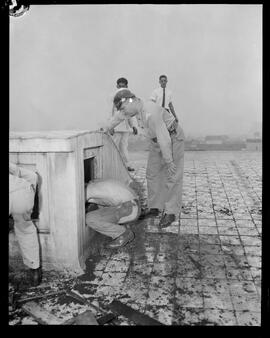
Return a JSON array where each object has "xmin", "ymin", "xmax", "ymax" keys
[
  {"xmin": 204, "ymin": 135, "xmax": 229, "ymax": 145},
  {"xmin": 246, "ymin": 138, "xmax": 262, "ymax": 151},
  {"xmin": 184, "ymin": 139, "xmax": 200, "ymax": 150}
]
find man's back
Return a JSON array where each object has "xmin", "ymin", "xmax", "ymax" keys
[{"xmin": 143, "ymin": 101, "xmax": 174, "ymax": 135}]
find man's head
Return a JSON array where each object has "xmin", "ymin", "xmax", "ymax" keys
[
  {"xmin": 113, "ymin": 90, "xmax": 146, "ymax": 129},
  {"xmin": 159, "ymin": 75, "xmax": 168, "ymax": 88},
  {"xmin": 116, "ymin": 77, "xmax": 128, "ymax": 89},
  {"xmin": 113, "ymin": 89, "xmax": 135, "ymax": 110}
]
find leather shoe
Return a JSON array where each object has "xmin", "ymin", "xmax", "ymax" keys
[
  {"xmin": 29, "ymin": 267, "xmax": 42, "ymax": 287},
  {"xmin": 107, "ymin": 229, "xmax": 135, "ymax": 249},
  {"xmin": 159, "ymin": 214, "xmax": 176, "ymax": 228}
]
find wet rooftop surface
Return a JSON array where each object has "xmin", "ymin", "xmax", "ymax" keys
[{"xmin": 9, "ymin": 151, "xmax": 262, "ymax": 326}]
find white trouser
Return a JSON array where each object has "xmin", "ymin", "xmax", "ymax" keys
[
  {"xmin": 12, "ymin": 214, "xmax": 40, "ymax": 269},
  {"xmin": 85, "ymin": 200, "xmax": 139, "ymax": 239},
  {"xmin": 146, "ymin": 134, "xmax": 185, "ymax": 215},
  {"xmin": 10, "ymin": 183, "xmax": 40, "ymax": 269},
  {"xmin": 112, "ymin": 132, "xmax": 130, "ymax": 165}
]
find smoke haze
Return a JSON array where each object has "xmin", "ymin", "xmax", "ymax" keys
[{"xmin": 10, "ymin": 4, "xmax": 262, "ymax": 137}]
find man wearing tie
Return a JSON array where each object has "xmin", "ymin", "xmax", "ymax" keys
[{"xmin": 150, "ymin": 75, "xmax": 178, "ymax": 123}]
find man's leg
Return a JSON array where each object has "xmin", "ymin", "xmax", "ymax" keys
[
  {"xmin": 119, "ymin": 132, "xmax": 129, "ymax": 164},
  {"xmin": 10, "ymin": 182, "xmax": 42, "ymax": 285},
  {"xmin": 86, "ymin": 205, "xmax": 135, "ymax": 249},
  {"xmin": 160, "ymin": 137, "xmax": 184, "ymax": 227},
  {"xmin": 146, "ymin": 143, "xmax": 166, "ymax": 211},
  {"xmin": 112, "ymin": 132, "xmax": 121, "ymax": 150},
  {"xmin": 13, "ymin": 214, "xmax": 40, "ymax": 269},
  {"xmin": 119, "ymin": 132, "xmax": 135, "ymax": 171},
  {"xmin": 112, "ymin": 132, "xmax": 130, "ymax": 167},
  {"xmin": 86, "ymin": 207, "xmax": 126, "ymax": 239}
]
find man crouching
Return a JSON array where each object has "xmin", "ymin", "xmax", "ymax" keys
[{"xmin": 85, "ymin": 179, "xmax": 140, "ymax": 249}]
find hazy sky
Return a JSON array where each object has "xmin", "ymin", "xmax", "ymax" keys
[{"xmin": 10, "ymin": 4, "xmax": 262, "ymax": 137}]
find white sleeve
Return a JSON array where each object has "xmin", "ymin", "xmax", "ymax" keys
[{"xmin": 104, "ymin": 110, "xmax": 126, "ymax": 130}]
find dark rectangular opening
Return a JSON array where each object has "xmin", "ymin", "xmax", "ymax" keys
[
  {"xmin": 84, "ymin": 157, "xmax": 97, "ymax": 223},
  {"xmin": 84, "ymin": 157, "xmax": 95, "ymax": 185}
]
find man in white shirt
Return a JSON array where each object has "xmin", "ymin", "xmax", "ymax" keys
[
  {"xmin": 103, "ymin": 90, "xmax": 185, "ymax": 228},
  {"xmin": 110, "ymin": 77, "xmax": 138, "ymax": 171},
  {"xmin": 9, "ymin": 162, "xmax": 42, "ymax": 286},
  {"xmin": 150, "ymin": 74, "xmax": 178, "ymax": 122}
]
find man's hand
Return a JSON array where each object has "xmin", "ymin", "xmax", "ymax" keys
[
  {"xmin": 132, "ymin": 126, "xmax": 138, "ymax": 135},
  {"xmin": 169, "ymin": 120, "xmax": 178, "ymax": 132},
  {"xmin": 100, "ymin": 127, "xmax": 113, "ymax": 136},
  {"xmin": 167, "ymin": 161, "xmax": 176, "ymax": 179}
]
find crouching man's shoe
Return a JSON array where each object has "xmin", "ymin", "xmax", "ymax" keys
[
  {"xmin": 159, "ymin": 214, "xmax": 176, "ymax": 228},
  {"xmin": 29, "ymin": 267, "xmax": 42, "ymax": 287},
  {"xmin": 107, "ymin": 229, "xmax": 135, "ymax": 249}
]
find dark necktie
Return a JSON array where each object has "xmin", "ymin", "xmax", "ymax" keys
[{"xmin": 162, "ymin": 87, "xmax": 165, "ymax": 108}]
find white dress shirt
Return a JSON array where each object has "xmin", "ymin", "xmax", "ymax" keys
[{"xmin": 150, "ymin": 87, "xmax": 173, "ymax": 110}]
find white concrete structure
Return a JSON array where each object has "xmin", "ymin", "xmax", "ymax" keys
[{"xmin": 9, "ymin": 130, "xmax": 134, "ymax": 274}]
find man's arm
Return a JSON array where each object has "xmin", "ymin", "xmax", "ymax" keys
[
  {"xmin": 152, "ymin": 115, "xmax": 173, "ymax": 165},
  {"xmin": 127, "ymin": 117, "xmax": 138, "ymax": 135},
  {"xmin": 168, "ymin": 102, "xmax": 178, "ymax": 122},
  {"xmin": 103, "ymin": 110, "xmax": 126, "ymax": 133},
  {"xmin": 151, "ymin": 111, "xmax": 177, "ymax": 178},
  {"xmin": 109, "ymin": 104, "xmax": 116, "ymax": 135},
  {"xmin": 149, "ymin": 89, "xmax": 157, "ymax": 103}
]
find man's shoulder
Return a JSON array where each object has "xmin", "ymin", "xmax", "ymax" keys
[
  {"xmin": 111, "ymin": 87, "xmax": 128, "ymax": 98},
  {"xmin": 116, "ymin": 87, "xmax": 129, "ymax": 93}
]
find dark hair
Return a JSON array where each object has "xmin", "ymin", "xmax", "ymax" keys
[
  {"xmin": 113, "ymin": 89, "xmax": 135, "ymax": 110},
  {"xmin": 159, "ymin": 75, "xmax": 167, "ymax": 81},
  {"xmin": 116, "ymin": 77, "xmax": 128, "ymax": 86}
]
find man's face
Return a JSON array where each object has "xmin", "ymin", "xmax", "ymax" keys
[
  {"xmin": 117, "ymin": 82, "xmax": 128, "ymax": 89},
  {"xmin": 159, "ymin": 77, "xmax": 167, "ymax": 88}
]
